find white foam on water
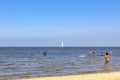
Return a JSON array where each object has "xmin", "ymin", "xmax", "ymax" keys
[{"xmin": 78, "ymin": 55, "xmax": 86, "ymax": 58}]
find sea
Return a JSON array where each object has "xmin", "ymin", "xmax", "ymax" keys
[{"xmin": 0, "ymin": 47, "xmax": 120, "ymax": 80}]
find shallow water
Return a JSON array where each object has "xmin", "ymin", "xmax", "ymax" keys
[{"xmin": 0, "ymin": 47, "xmax": 120, "ymax": 80}]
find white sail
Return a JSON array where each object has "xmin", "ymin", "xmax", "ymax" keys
[{"xmin": 61, "ymin": 42, "xmax": 64, "ymax": 47}]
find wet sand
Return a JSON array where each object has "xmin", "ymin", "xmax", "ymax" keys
[{"xmin": 22, "ymin": 72, "xmax": 120, "ymax": 80}]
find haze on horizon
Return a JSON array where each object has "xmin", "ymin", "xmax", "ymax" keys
[{"xmin": 0, "ymin": 0, "xmax": 120, "ymax": 47}]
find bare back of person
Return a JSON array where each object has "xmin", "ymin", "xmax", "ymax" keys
[{"xmin": 105, "ymin": 53, "xmax": 110, "ymax": 64}]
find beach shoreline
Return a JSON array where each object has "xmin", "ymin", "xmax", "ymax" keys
[{"xmin": 21, "ymin": 72, "xmax": 120, "ymax": 80}]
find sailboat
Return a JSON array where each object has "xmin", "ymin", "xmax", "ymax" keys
[{"xmin": 61, "ymin": 42, "xmax": 64, "ymax": 47}]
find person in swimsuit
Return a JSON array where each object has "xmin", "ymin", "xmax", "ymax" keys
[
  {"xmin": 104, "ymin": 52, "xmax": 110, "ymax": 71},
  {"xmin": 105, "ymin": 53, "xmax": 110, "ymax": 63}
]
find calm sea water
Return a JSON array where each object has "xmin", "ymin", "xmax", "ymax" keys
[{"xmin": 0, "ymin": 47, "xmax": 120, "ymax": 80}]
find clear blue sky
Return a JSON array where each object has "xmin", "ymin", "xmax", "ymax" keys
[{"xmin": 0, "ymin": 0, "xmax": 120, "ymax": 46}]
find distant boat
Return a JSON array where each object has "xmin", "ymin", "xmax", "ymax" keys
[{"xmin": 61, "ymin": 42, "xmax": 64, "ymax": 47}]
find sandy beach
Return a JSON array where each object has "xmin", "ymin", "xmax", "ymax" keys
[{"xmin": 22, "ymin": 72, "xmax": 120, "ymax": 80}]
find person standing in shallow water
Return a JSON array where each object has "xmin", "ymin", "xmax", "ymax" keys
[
  {"xmin": 105, "ymin": 53, "xmax": 110, "ymax": 64},
  {"xmin": 101, "ymin": 51, "xmax": 104, "ymax": 56},
  {"xmin": 104, "ymin": 53, "xmax": 110, "ymax": 71},
  {"xmin": 109, "ymin": 50, "xmax": 112, "ymax": 56},
  {"xmin": 89, "ymin": 49, "xmax": 92, "ymax": 56},
  {"xmin": 92, "ymin": 49, "xmax": 96, "ymax": 56},
  {"xmin": 43, "ymin": 51, "xmax": 47, "ymax": 56}
]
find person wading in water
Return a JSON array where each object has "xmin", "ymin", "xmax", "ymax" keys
[{"xmin": 104, "ymin": 52, "xmax": 110, "ymax": 72}]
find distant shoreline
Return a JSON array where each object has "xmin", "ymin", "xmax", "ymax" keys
[{"xmin": 21, "ymin": 72, "xmax": 120, "ymax": 80}]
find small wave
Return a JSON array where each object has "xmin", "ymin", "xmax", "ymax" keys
[{"xmin": 78, "ymin": 55, "xmax": 86, "ymax": 58}]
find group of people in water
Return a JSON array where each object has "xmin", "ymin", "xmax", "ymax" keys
[
  {"xmin": 89, "ymin": 49, "xmax": 96, "ymax": 56},
  {"xmin": 42, "ymin": 49, "xmax": 111, "ymax": 72},
  {"xmin": 89, "ymin": 49, "xmax": 112, "ymax": 71},
  {"xmin": 89, "ymin": 49, "xmax": 112, "ymax": 63}
]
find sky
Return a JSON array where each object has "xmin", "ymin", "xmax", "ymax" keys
[{"xmin": 0, "ymin": 0, "xmax": 120, "ymax": 47}]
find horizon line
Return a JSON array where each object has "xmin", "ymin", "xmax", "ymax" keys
[{"xmin": 0, "ymin": 46, "xmax": 120, "ymax": 47}]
